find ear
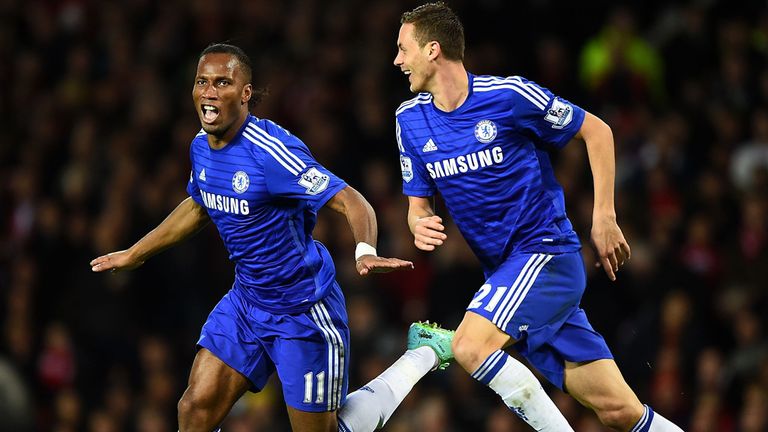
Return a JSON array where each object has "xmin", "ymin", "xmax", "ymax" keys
[
  {"xmin": 242, "ymin": 83, "xmax": 253, "ymax": 105},
  {"xmin": 427, "ymin": 41, "xmax": 441, "ymax": 61}
]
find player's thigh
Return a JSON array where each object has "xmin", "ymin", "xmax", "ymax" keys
[
  {"xmin": 196, "ymin": 289, "xmax": 276, "ymax": 393},
  {"xmin": 182, "ymin": 348, "xmax": 250, "ymax": 412},
  {"xmin": 467, "ymin": 252, "xmax": 584, "ymax": 343},
  {"xmin": 563, "ymin": 358, "xmax": 641, "ymax": 412},
  {"xmin": 273, "ymin": 286, "xmax": 351, "ymax": 413},
  {"xmin": 286, "ymin": 406, "xmax": 338, "ymax": 432},
  {"xmin": 453, "ymin": 311, "xmax": 513, "ymax": 370}
]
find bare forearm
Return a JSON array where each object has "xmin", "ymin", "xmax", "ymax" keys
[
  {"xmin": 326, "ymin": 186, "xmax": 377, "ymax": 246},
  {"xmin": 580, "ymin": 113, "xmax": 617, "ymax": 218},
  {"xmin": 345, "ymin": 192, "xmax": 377, "ymax": 247},
  {"xmin": 407, "ymin": 195, "xmax": 445, "ymax": 251},
  {"xmin": 575, "ymin": 112, "xmax": 631, "ymax": 281},
  {"xmin": 325, "ymin": 186, "xmax": 414, "ymax": 275},
  {"xmin": 407, "ymin": 199, "xmax": 435, "ymax": 234},
  {"xmin": 129, "ymin": 197, "xmax": 210, "ymax": 262}
]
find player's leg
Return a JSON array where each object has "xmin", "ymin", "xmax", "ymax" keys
[
  {"xmin": 337, "ymin": 322, "xmax": 451, "ymax": 431},
  {"xmin": 180, "ymin": 289, "xmax": 275, "ymax": 432},
  {"xmin": 452, "ymin": 310, "xmax": 574, "ymax": 431},
  {"xmin": 564, "ymin": 358, "xmax": 683, "ymax": 431},
  {"xmin": 287, "ymin": 407, "xmax": 339, "ymax": 432},
  {"xmin": 452, "ymin": 311, "xmax": 511, "ymax": 370},
  {"xmin": 454, "ymin": 252, "xmax": 612, "ymax": 430},
  {"xmin": 563, "ymin": 359, "xmax": 643, "ymax": 429},
  {"xmin": 274, "ymin": 283, "xmax": 351, "ymax": 431},
  {"xmin": 177, "ymin": 348, "xmax": 250, "ymax": 431},
  {"xmin": 537, "ymin": 252, "xmax": 684, "ymax": 431},
  {"xmin": 285, "ymin": 342, "xmax": 437, "ymax": 432}
]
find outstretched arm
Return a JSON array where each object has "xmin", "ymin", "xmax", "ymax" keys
[
  {"xmin": 575, "ymin": 111, "xmax": 631, "ymax": 281},
  {"xmin": 407, "ymin": 196, "xmax": 447, "ymax": 252},
  {"xmin": 325, "ymin": 186, "xmax": 413, "ymax": 275},
  {"xmin": 90, "ymin": 197, "xmax": 210, "ymax": 273}
]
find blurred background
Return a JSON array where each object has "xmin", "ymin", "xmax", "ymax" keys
[{"xmin": 2, "ymin": 0, "xmax": 768, "ymax": 430}]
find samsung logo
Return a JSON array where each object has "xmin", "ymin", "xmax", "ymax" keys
[{"xmin": 426, "ymin": 146, "xmax": 503, "ymax": 179}]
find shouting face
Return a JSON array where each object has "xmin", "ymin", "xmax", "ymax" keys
[{"xmin": 192, "ymin": 53, "xmax": 252, "ymax": 142}]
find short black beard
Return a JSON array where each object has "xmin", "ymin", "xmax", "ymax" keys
[{"xmin": 201, "ymin": 123, "xmax": 226, "ymax": 138}]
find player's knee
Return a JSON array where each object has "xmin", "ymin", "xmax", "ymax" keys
[
  {"xmin": 177, "ymin": 395, "xmax": 197, "ymax": 421},
  {"xmin": 594, "ymin": 401, "xmax": 643, "ymax": 430},
  {"xmin": 177, "ymin": 390, "xmax": 213, "ymax": 421},
  {"xmin": 452, "ymin": 333, "xmax": 489, "ymax": 371}
]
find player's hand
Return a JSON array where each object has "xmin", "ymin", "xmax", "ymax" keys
[
  {"xmin": 590, "ymin": 215, "xmax": 631, "ymax": 282},
  {"xmin": 90, "ymin": 250, "xmax": 145, "ymax": 274},
  {"xmin": 355, "ymin": 255, "xmax": 414, "ymax": 276},
  {"xmin": 413, "ymin": 215, "xmax": 447, "ymax": 251}
]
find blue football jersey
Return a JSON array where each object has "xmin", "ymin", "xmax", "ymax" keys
[
  {"xmin": 396, "ymin": 74, "xmax": 585, "ymax": 274},
  {"xmin": 187, "ymin": 115, "xmax": 347, "ymax": 313}
]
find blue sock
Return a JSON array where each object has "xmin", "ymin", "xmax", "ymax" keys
[
  {"xmin": 338, "ymin": 418, "xmax": 352, "ymax": 432},
  {"xmin": 471, "ymin": 350, "xmax": 509, "ymax": 385},
  {"xmin": 630, "ymin": 404, "xmax": 654, "ymax": 432}
]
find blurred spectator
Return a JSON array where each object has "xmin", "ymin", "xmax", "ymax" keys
[
  {"xmin": 724, "ymin": 309, "xmax": 768, "ymax": 396},
  {"xmin": 0, "ymin": 356, "xmax": 33, "ymax": 431},
  {"xmin": 731, "ymin": 108, "xmax": 768, "ymax": 192},
  {"xmin": 580, "ymin": 7, "xmax": 665, "ymax": 108},
  {"xmin": 37, "ymin": 323, "xmax": 76, "ymax": 392},
  {"xmin": 739, "ymin": 383, "xmax": 768, "ymax": 432}
]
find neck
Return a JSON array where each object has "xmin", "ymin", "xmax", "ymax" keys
[
  {"xmin": 429, "ymin": 61, "xmax": 469, "ymax": 112},
  {"xmin": 207, "ymin": 111, "xmax": 249, "ymax": 150}
]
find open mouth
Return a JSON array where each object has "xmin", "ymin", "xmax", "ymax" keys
[{"xmin": 201, "ymin": 104, "xmax": 220, "ymax": 124}]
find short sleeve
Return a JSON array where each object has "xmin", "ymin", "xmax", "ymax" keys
[
  {"xmin": 254, "ymin": 121, "xmax": 347, "ymax": 212},
  {"xmin": 187, "ymin": 147, "xmax": 204, "ymax": 206},
  {"xmin": 397, "ymin": 117, "xmax": 436, "ymax": 197},
  {"xmin": 508, "ymin": 76, "xmax": 586, "ymax": 149}
]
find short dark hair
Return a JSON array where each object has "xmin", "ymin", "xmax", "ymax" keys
[
  {"xmin": 401, "ymin": 2, "xmax": 465, "ymax": 61},
  {"xmin": 199, "ymin": 43, "xmax": 267, "ymax": 109}
]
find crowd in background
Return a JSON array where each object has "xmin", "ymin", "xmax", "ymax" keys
[{"xmin": 2, "ymin": 0, "xmax": 768, "ymax": 430}]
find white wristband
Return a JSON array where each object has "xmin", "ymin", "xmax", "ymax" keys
[{"xmin": 355, "ymin": 242, "xmax": 377, "ymax": 260}]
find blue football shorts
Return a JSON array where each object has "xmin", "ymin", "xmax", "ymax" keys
[
  {"xmin": 197, "ymin": 282, "xmax": 350, "ymax": 412},
  {"xmin": 466, "ymin": 251, "xmax": 613, "ymax": 390}
]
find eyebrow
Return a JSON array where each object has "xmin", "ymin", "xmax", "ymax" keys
[{"xmin": 195, "ymin": 74, "xmax": 232, "ymax": 83}]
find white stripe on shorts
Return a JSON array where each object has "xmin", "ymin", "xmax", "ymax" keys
[
  {"xmin": 491, "ymin": 254, "xmax": 553, "ymax": 329},
  {"xmin": 310, "ymin": 301, "xmax": 345, "ymax": 410},
  {"xmin": 317, "ymin": 301, "xmax": 345, "ymax": 409},
  {"xmin": 500, "ymin": 254, "xmax": 553, "ymax": 329},
  {"xmin": 491, "ymin": 254, "xmax": 544, "ymax": 324}
]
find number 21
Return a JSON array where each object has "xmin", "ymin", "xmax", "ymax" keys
[{"xmin": 468, "ymin": 284, "xmax": 508, "ymax": 312}]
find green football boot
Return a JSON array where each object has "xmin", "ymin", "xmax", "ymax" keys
[{"xmin": 407, "ymin": 321, "xmax": 455, "ymax": 370}]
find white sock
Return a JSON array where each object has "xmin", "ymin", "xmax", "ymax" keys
[
  {"xmin": 632, "ymin": 404, "xmax": 684, "ymax": 432},
  {"xmin": 472, "ymin": 350, "xmax": 573, "ymax": 432},
  {"xmin": 650, "ymin": 412, "xmax": 684, "ymax": 432},
  {"xmin": 337, "ymin": 347, "xmax": 436, "ymax": 431}
]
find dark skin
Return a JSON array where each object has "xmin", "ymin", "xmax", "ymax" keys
[
  {"xmin": 91, "ymin": 52, "xmax": 413, "ymax": 432},
  {"xmin": 194, "ymin": 52, "xmax": 253, "ymax": 149}
]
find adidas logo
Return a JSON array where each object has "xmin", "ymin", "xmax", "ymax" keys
[
  {"xmin": 422, "ymin": 139, "xmax": 438, "ymax": 152},
  {"xmin": 199, "ymin": 169, "xmax": 206, "ymax": 182},
  {"xmin": 512, "ymin": 407, "xmax": 529, "ymax": 422}
]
